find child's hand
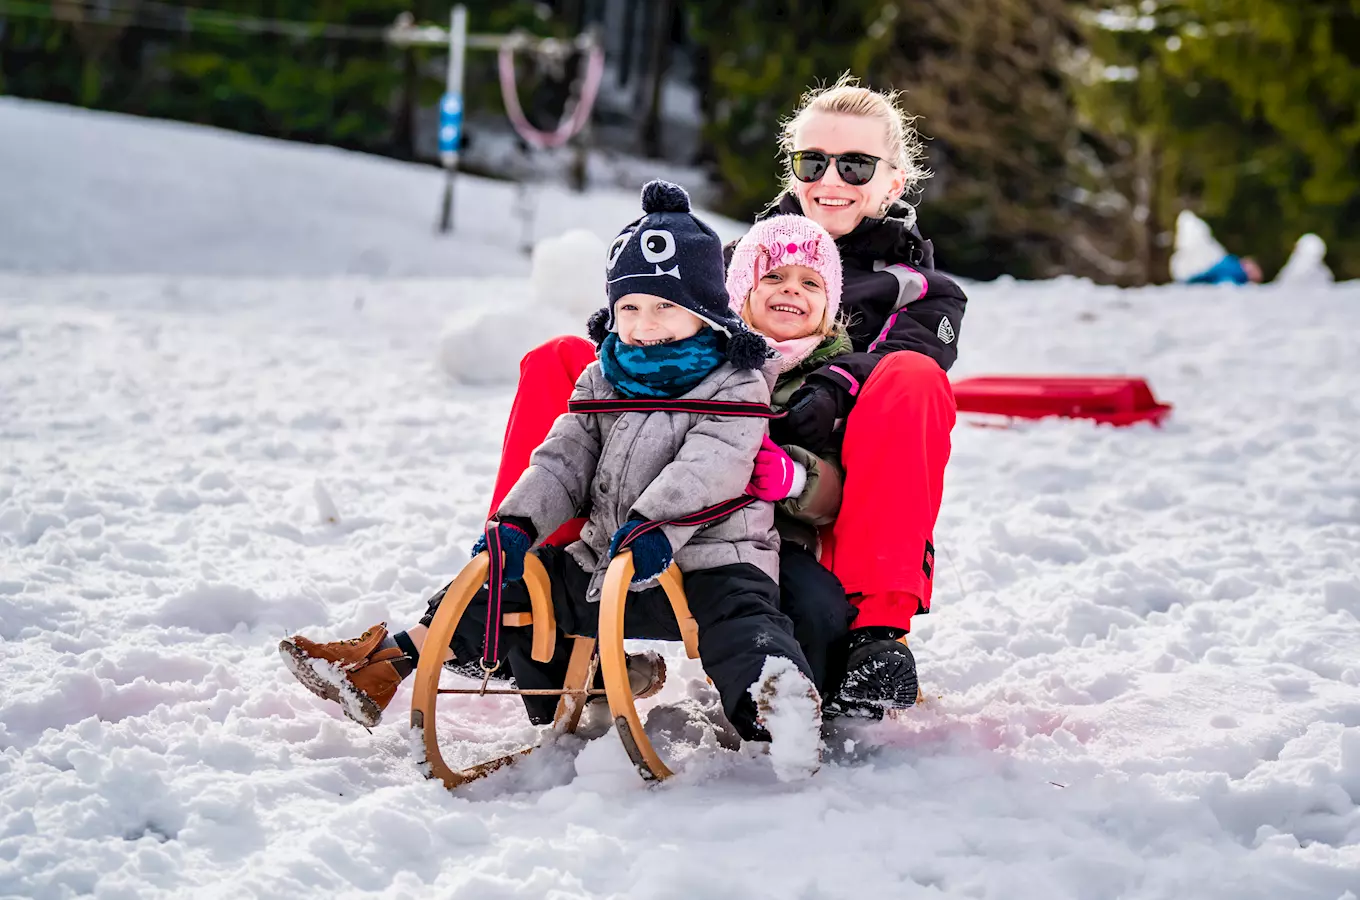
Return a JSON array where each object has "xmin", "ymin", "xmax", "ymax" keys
[
  {"xmin": 608, "ymin": 519, "xmax": 674, "ymax": 584},
  {"xmin": 470, "ymin": 518, "xmax": 535, "ymax": 583},
  {"xmin": 745, "ymin": 435, "xmax": 807, "ymax": 501},
  {"xmin": 771, "ymin": 383, "xmax": 844, "ymax": 453}
]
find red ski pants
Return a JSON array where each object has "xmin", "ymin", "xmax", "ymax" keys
[
  {"xmin": 817, "ymin": 351, "xmax": 955, "ymax": 629},
  {"xmin": 485, "ymin": 338, "xmax": 955, "ymax": 632}
]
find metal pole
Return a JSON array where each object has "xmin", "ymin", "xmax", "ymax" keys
[{"xmin": 437, "ymin": 4, "xmax": 467, "ymax": 234}]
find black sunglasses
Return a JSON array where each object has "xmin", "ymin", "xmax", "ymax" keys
[{"xmin": 789, "ymin": 150, "xmax": 891, "ymax": 186}]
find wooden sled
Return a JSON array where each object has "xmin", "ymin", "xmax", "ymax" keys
[{"xmin": 410, "ymin": 549, "xmax": 699, "ymax": 789}]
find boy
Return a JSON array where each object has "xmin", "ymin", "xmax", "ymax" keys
[{"xmin": 284, "ymin": 182, "xmax": 822, "ymax": 777}]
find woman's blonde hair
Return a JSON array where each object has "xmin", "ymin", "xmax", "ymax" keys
[{"xmin": 777, "ymin": 72, "xmax": 929, "ymax": 200}]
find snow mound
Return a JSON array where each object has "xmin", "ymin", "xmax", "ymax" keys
[
  {"xmin": 530, "ymin": 229, "xmax": 607, "ymax": 317},
  {"xmin": 437, "ymin": 306, "xmax": 578, "ymax": 385},
  {"xmin": 438, "ymin": 229, "xmax": 604, "ymax": 384},
  {"xmin": 1171, "ymin": 210, "xmax": 1230, "ymax": 282},
  {"xmin": 1276, "ymin": 233, "xmax": 1335, "ymax": 286}
]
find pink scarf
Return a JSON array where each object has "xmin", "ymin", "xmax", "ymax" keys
[{"xmin": 764, "ymin": 333, "xmax": 825, "ymax": 374}]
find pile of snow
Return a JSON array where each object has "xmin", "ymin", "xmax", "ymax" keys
[
  {"xmin": 437, "ymin": 229, "xmax": 605, "ymax": 384},
  {"xmin": 1278, "ymin": 233, "xmax": 1335, "ymax": 286},
  {"xmin": 1170, "ymin": 210, "xmax": 1229, "ymax": 282}
]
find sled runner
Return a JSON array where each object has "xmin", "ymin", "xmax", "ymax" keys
[
  {"xmin": 409, "ymin": 548, "xmax": 698, "ymax": 788},
  {"xmin": 951, "ymin": 375, "xmax": 1172, "ymax": 427}
]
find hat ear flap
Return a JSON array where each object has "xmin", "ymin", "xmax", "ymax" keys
[{"xmin": 587, "ymin": 308, "xmax": 611, "ymax": 346}]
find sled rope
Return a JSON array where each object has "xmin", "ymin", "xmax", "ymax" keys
[{"xmin": 569, "ymin": 395, "xmax": 784, "ymax": 549}]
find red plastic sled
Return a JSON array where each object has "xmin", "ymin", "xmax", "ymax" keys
[{"xmin": 951, "ymin": 376, "xmax": 1172, "ymax": 427}]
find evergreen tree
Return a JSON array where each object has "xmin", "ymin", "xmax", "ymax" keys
[
  {"xmin": 1080, "ymin": 0, "xmax": 1360, "ymax": 280},
  {"xmin": 864, "ymin": 0, "xmax": 1092, "ymax": 279},
  {"xmin": 683, "ymin": 0, "xmax": 879, "ymax": 218}
]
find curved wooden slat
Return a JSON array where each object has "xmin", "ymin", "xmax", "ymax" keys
[
  {"xmin": 522, "ymin": 552, "xmax": 556, "ymax": 663},
  {"xmin": 657, "ymin": 564, "xmax": 699, "ymax": 660},
  {"xmin": 598, "ymin": 552, "xmax": 674, "ymax": 781},
  {"xmin": 410, "ymin": 551, "xmax": 574, "ymax": 790},
  {"xmin": 410, "ymin": 552, "xmax": 494, "ymax": 789}
]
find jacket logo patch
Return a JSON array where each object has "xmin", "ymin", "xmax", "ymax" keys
[{"xmin": 936, "ymin": 317, "xmax": 955, "ymax": 344}]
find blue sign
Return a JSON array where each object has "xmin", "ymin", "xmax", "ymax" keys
[{"xmin": 439, "ymin": 92, "xmax": 463, "ymax": 154}]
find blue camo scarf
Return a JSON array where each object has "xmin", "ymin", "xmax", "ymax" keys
[{"xmin": 598, "ymin": 328, "xmax": 724, "ymax": 398}]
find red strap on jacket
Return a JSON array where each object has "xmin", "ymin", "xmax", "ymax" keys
[
  {"xmin": 567, "ymin": 397, "xmax": 785, "ymax": 418},
  {"xmin": 481, "ymin": 397, "xmax": 776, "ymax": 666}
]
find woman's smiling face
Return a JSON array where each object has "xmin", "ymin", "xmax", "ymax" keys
[
  {"xmin": 791, "ymin": 111, "xmax": 907, "ymax": 239},
  {"xmin": 745, "ymin": 264, "xmax": 828, "ymax": 342}
]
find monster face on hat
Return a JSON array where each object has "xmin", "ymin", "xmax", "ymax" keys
[{"xmin": 587, "ymin": 180, "xmax": 770, "ymax": 370}]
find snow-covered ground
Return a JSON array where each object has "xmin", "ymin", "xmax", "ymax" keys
[
  {"xmin": 0, "ymin": 99, "xmax": 744, "ymax": 278},
  {"xmin": 3, "ymin": 100, "xmax": 1360, "ymax": 899}
]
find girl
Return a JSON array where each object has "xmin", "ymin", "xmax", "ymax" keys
[{"xmin": 725, "ymin": 215, "xmax": 862, "ymax": 708}]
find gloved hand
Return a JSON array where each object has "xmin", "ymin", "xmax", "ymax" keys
[
  {"xmin": 608, "ymin": 519, "xmax": 674, "ymax": 584},
  {"xmin": 770, "ymin": 382, "xmax": 845, "ymax": 453},
  {"xmin": 745, "ymin": 435, "xmax": 807, "ymax": 501},
  {"xmin": 470, "ymin": 517, "xmax": 535, "ymax": 583}
]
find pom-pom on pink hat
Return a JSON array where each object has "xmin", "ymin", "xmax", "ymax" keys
[{"xmin": 726, "ymin": 215, "xmax": 843, "ymax": 327}]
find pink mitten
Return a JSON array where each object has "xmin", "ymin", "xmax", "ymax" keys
[{"xmin": 745, "ymin": 436, "xmax": 803, "ymax": 501}]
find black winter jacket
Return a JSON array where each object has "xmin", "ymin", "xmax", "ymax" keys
[{"xmin": 727, "ymin": 194, "xmax": 967, "ymax": 409}]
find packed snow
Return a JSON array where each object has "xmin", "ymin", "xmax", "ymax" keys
[{"xmin": 3, "ymin": 100, "xmax": 1360, "ymax": 899}]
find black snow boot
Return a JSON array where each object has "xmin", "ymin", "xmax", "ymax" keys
[{"xmin": 824, "ymin": 627, "xmax": 918, "ymax": 720}]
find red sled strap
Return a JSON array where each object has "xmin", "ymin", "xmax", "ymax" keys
[
  {"xmin": 612, "ymin": 496, "xmax": 757, "ymax": 552},
  {"xmin": 568, "ymin": 396, "xmax": 772, "ymax": 550},
  {"xmin": 568, "ymin": 398, "xmax": 785, "ymax": 418}
]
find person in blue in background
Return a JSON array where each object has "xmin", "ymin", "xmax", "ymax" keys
[{"xmin": 1186, "ymin": 253, "xmax": 1264, "ymax": 285}]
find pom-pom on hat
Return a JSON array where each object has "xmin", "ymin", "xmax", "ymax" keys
[
  {"xmin": 587, "ymin": 180, "xmax": 770, "ymax": 370},
  {"xmin": 725, "ymin": 215, "xmax": 843, "ymax": 328}
]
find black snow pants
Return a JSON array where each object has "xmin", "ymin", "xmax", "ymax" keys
[{"xmin": 776, "ymin": 543, "xmax": 857, "ymax": 697}]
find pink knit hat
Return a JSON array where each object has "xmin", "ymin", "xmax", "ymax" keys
[{"xmin": 726, "ymin": 215, "xmax": 842, "ymax": 329}]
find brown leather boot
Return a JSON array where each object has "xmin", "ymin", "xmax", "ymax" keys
[
  {"xmin": 625, "ymin": 649, "xmax": 667, "ymax": 700},
  {"xmin": 279, "ymin": 622, "xmax": 406, "ymax": 727}
]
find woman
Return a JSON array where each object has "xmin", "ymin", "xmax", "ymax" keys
[
  {"xmin": 282, "ymin": 74, "xmax": 963, "ymax": 724},
  {"xmin": 739, "ymin": 74, "xmax": 964, "ymax": 716}
]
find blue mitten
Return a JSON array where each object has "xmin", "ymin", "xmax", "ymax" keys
[
  {"xmin": 470, "ymin": 518, "xmax": 535, "ymax": 583},
  {"xmin": 608, "ymin": 519, "xmax": 674, "ymax": 584}
]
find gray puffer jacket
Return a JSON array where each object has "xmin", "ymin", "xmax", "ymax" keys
[{"xmin": 497, "ymin": 360, "xmax": 779, "ymax": 599}]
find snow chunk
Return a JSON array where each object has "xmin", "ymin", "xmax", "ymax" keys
[
  {"xmin": 752, "ymin": 656, "xmax": 822, "ymax": 783},
  {"xmin": 153, "ymin": 582, "xmax": 268, "ymax": 633},
  {"xmin": 1171, "ymin": 210, "xmax": 1229, "ymax": 282},
  {"xmin": 530, "ymin": 229, "xmax": 606, "ymax": 318},
  {"xmin": 313, "ymin": 479, "xmax": 339, "ymax": 525},
  {"xmin": 1276, "ymin": 233, "xmax": 1334, "ymax": 286}
]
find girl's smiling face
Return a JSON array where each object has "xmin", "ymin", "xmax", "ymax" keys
[
  {"xmin": 745, "ymin": 264, "xmax": 828, "ymax": 342},
  {"xmin": 614, "ymin": 293, "xmax": 704, "ymax": 345}
]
